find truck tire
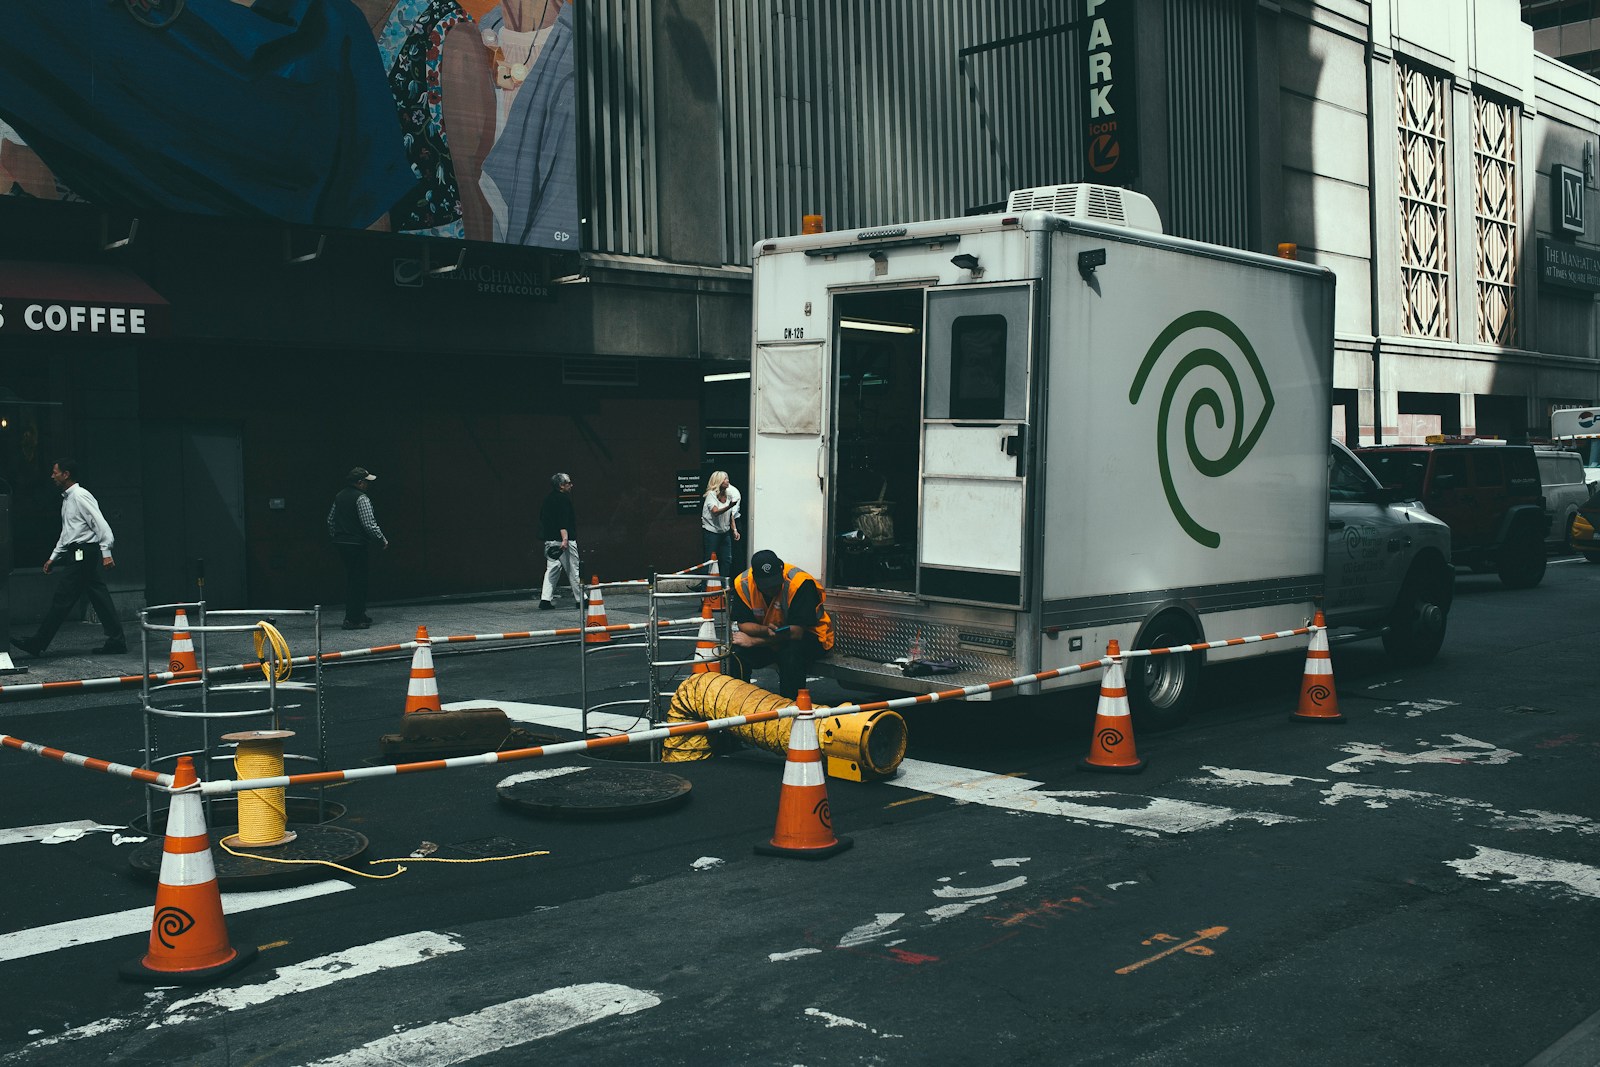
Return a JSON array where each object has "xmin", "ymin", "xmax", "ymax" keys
[
  {"xmin": 1382, "ymin": 562, "xmax": 1450, "ymax": 665},
  {"xmin": 1496, "ymin": 522, "xmax": 1546, "ymax": 589},
  {"xmin": 1126, "ymin": 611, "xmax": 1202, "ymax": 730}
]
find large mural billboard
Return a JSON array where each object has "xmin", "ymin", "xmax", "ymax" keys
[{"xmin": 0, "ymin": 0, "xmax": 578, "ymax": 250}]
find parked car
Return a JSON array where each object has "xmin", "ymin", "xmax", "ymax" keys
[
  {"xmin": 1324, "ymin": 441, "xmax": 1454, "ymax": 663},
  {"xmin": 1535, "ymin": 447, "xmax": 1591, "ymax": 548},
  {"xmin": 1355, "ymin": 440, "xmax": 1546, "ymax": 588},
  {"xmin": 1568, "ymin": 486, "xmax": 1600, "ymax": 563}
]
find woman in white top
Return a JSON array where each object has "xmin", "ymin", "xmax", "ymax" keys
[{"xmin": 700, "ymin": 470, "xmax": 741, "ymax": 573}]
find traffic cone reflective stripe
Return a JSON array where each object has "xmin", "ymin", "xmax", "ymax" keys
[
  {"xmin": 755, "ymin": 689, "xmax": 853, "ymax": 859},
  {"xmin": 1080, "ymin": 640, "xmax": 1146, "ymax": 774},
  {"xmin": 403, "ymin": 626, "xmax": 441, "ymax": 715},
  {"xmin": 122, "ymin": 756, "xmax": 257, "ymax": 984},
  {"xmin": 692, "ymin": 601, "xmax": 721, "ymax": 674},
  {"xmin": 706, "ymin": 555, "xmax": 725, "ymax": 611},
  {"xmin": 585, "ymin": 577, "xmax": 610, "ymax": 644},
  {"xmin": 169, "ymin": 609, "xmax": 198, "ymax": 675},
  {"xmin": 1292, "ymin": 611, "xmax": 1344, "ymax": 723}
]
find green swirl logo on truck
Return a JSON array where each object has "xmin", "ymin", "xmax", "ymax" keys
[{"xmin": 1128, "ymin": 310, "xmax": 1274, "ymax": 549}]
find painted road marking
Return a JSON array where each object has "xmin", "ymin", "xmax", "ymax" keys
[
  {"xmin": 1326, "ymin": 733, "xmax": 1519, "ymax": 774},
  {"xmin": 893, "ymin": 758, "xmax": 1296, "ymax": 834},
  {"xmin": 1115, "ymin": 926, "xmax": 1229, "ymax": 974},
  {"xmin": 0, "ymin": 881, "xmax": 353, "ymax": 963},
  {"xmin": 10, "ymin": 931, "xmax": 462, "ymax": 1055},
  {"xmin": 1446, "ymin": 845, "xmax": 1600, "ymax": 901},
  {"xmin": 0, "ymin": 820, "xmax": 111, "ymax": 847},
  {"xmin": 445, "ymin": 700, "xmax": 641, "ymax": 734},
  {"xmin": 1186, "ymin": 770, "xmax": 1599, "ymax": 836},
  {"xmin": 298, "ymin": 983, "xmax": 660, "ymax": 1066}
]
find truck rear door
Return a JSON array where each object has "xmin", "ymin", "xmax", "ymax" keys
[{"xmin": 918, "ymin": 283, "xmax": 1035, "ymax": 607}]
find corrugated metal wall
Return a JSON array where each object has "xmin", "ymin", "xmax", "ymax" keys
[
  {"xmin": 578, "ymin": 0, "xmax": 1258, "ymax": 265},
  {"xmin": 715, "ymin": 2, "xmax": 1083, "ymax": 264},
  {"xmin": 1164, "ymin": 0, "xmax": 1251, "ymax": 248}
]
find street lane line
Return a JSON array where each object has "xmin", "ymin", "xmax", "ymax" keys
[
  {"xmin": 444, "ymin": 699, "xmax": 643, "ymax": 734},
  {"xmin": 0, "ymin": 820, "xmax": 107, "ymax": 846},
  {"xmin": 0, "ymin": 881, "xmax": 353, "ymax": 962},
  {"xmin": 12, "ymin": 931, "xmax": 462, "ymax": 1055},
  {"xmin": 891, "ymin": 758, "xmax": 1296, "ymax": 834},
  {"xmin": 299, "ymin": 983, "xmax": 661, "ymax": 1066},
  {"xmin": 1446, "ymin": 845, "xmax": 1600, "ymax": 900}
]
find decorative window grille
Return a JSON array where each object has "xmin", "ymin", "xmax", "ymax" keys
[
  {"xmin": 1397, "ymin": 62, "xmax": 1450, "ymax": 339},
  {"xmin": 1472, "ymin": 93, "xmax": 1517, "ymax": 346}
]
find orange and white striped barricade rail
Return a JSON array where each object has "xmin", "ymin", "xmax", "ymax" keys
[
  {"xmin": 122, "ymin": 755, "xmax": 258, "ymax": 983},
  {"xmin": 754, "ymin": 689, "xmax": 853, "ymax": 859},
  {"xmin": 1079, "ymin": 640, "xmax": 1146, "ymax": 773}
]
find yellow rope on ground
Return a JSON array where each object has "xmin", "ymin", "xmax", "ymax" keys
[{"xmin": 216, "ymin": 838, "xmax": 549, "ymax": 880}]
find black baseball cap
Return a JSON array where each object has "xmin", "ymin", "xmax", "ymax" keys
[{"xmin": 751, "ymin": 549, "xmax": 783, "ymax": 592}]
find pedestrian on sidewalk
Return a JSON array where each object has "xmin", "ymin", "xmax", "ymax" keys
[
  {"xmin": 327, "ymin": 466, "xmax": 388, "ymax": 630},
  {"xmin": 539, "ymin": 471, "xmax": 580, "ymax": 609},
  {"xmin": 700, "ymin": 470, "xmax": 741, "ymax": 573},
  {"xmin": 11, "ymin": 458, "xmax": 127, "ymax": 657}
]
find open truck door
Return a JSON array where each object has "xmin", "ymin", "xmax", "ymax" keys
[{"xmin": 918, "ymin": 284, "xmax": 1035, "ymax": 608}]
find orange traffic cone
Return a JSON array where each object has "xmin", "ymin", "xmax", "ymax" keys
[
  {"xmin": 1292, "ymin": 611, "xmax": 1344, "ymax": 723},
  {"xmin": 403, "ymin": 626, "xmax": 441, "ymax": 715},
  {"xmin": 584, "ymin": 577, "xmax": 610, "ymax": 644},
  {"xmin": 755, "ymin": 689, "xmax": 853, "ymax": 859},
  {"xmin": 169, "ymin": 609, "xmax": 198, "ymax": 675},
  {"xmin": 705, "ymin": 554, "xmax": 725, "ymax": 611},
  {"xmin": 692, "ymin": 600, "xmax": 722, "ymax": 674},
  {"xmin": 1079, "ymin": 640, "xmax": 1146, "ymax": 773},
  {"xmin": 122, "ymin": 756, "xmax": 257, "ymax": 983}
]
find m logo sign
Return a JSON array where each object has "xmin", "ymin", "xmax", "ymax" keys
[{"xmin": 1556, "ymin": 165, "xmax": 1585, "ymax": 236}]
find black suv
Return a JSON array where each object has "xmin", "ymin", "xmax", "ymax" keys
[{"xmin": 1355, "ymin": 442, "xmax": 1547, "ymax": 588}]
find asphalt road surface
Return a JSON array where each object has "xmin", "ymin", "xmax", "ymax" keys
[{"xmin": 1, "ymin": 558, "xmax": 1598, "ymax": 1065}]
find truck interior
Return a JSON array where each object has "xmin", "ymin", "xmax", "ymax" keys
[{"xmin": 829, "ymin": 289, "xmax": 926, "ymax": 594}]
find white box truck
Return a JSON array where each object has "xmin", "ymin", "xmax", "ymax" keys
[
  {"xmin": 1550, "ymin": 406, "xmax": 1600, "ymax": 485},
  {"xmin": 747, "ymin": 184, "xmax": 1337, "ymax": 725}
]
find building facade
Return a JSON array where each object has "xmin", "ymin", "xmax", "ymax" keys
[{"xmin": 1, "ymin": 0, "xmax": 1597, "ymax": 630}]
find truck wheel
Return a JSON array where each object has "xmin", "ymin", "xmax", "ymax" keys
[
  {"xmin": 1126, "ymin": 612, "xmax": 1202, "ymax": 730},
  {"xmin": 1382, "ymin": 565, "xmax": 1449, "ymax": 665},
  {"xmin": 1496, "ymin": 523, "xmax": 1546, "ymax": 589}
]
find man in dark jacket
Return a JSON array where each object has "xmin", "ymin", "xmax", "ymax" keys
[
  {"xmin": 327, "ymin": 467, "xmax": 388, "ymax": 630},
  {"xmin": 539, "ymin": 472, "xmax": 580, "ymax": 609}
]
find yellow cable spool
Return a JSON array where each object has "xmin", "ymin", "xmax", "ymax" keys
[
  {"xmin": 221, "ymin": 730, "xmax": 298, "ymax": 848},
  {"xmin": 254, "ymin": 621, "xmax": 292, "ymax": 683}
]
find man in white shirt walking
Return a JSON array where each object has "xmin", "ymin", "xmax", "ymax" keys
[{"xmin": 11, "ymin": 458, "xmax": 127, "ymax": 656}]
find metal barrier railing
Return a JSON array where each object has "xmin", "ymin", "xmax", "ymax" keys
[
  {"xmin": 577, "ymin": 559, "xmax": 730, "ymax": 757},
  {"xmin": 138, "ymin": 602, "xmax": 327, "ymax": 832}
]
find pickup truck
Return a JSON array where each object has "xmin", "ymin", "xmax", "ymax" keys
[{"xmin": 1324, "ymin": 440, "xmax": 1454, "ymax": 663}]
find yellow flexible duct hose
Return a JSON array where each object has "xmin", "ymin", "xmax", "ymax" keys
[{"xmin": 666, "ymin": 673, "xmax": 907, "ymax": 780}]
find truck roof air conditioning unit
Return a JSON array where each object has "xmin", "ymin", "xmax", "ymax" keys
[{"xmin": 1005, "ymin": 183, "xmax": 1163, "ymax": 234}]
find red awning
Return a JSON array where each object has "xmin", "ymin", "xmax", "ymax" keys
[{"xmin": 0, "ymin": 260, "xmax": 169, "ymax": 338}]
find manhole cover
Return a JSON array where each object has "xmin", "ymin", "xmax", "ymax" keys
[{"xmin": 496, "ymin": 766, "xmax": 692, "ymax": 819}]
